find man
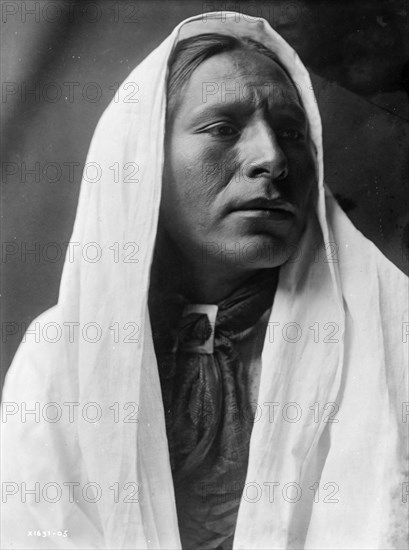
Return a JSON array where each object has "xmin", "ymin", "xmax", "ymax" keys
[
  {"xmin": 2, "ymin": 12, "xmax": 408, "ymax": 550},
  {"xmin": 148, "ymin": 32, "xmax": 317, "ymax": 549}
]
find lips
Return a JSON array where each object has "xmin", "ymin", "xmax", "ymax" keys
[{"xmin": 233, "ymin": 197, "xmax": 297, "ymax": 216}]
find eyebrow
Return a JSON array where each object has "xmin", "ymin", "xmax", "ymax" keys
[{"xmin": 189, "ymin": 97, "xmax": 308, "ymax": 127}]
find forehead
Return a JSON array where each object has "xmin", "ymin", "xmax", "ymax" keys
[{"xmin": 178, "ymin": 49, "xmax": 303, "ymax": 115}]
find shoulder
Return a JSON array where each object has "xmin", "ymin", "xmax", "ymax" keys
[{"xmin": 3, "ymin": 305, "xmax": 78, "ymax": 403}]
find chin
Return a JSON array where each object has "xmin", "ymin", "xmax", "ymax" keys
[{"xmin": 212, "ymin": 234, "xmax": 295, "ymax": 270}]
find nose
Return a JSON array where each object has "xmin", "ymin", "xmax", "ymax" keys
[{"xmin": 242, "ymin": 118, "xmax": 289, "ymax": 183}]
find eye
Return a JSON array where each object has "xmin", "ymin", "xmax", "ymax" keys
[
  {"xmin": 277, "ymin": 128, "xmax": 304, "ymax": 141},
  {"xmin": 204, "ymin": 123, "xmax": 238, "ymax": 138}
]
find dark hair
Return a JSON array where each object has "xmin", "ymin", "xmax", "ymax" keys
[{"xmin": 166, "ymin": 33, "xmax": 296, "ymax": 119}]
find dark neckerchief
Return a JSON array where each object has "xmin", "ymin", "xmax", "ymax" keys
[{"xmin": 148, "ymin": 265, "xmax": 278, "ymax": 550}]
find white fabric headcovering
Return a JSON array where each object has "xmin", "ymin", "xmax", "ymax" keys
[{"xmin": 2, "ymin": 12, "xmax": 408, "ymax": 550}]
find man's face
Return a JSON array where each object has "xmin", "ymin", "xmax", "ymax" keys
[{"xmin": 160, "ymin": 49, "xmax": 316, "ymax": 271}]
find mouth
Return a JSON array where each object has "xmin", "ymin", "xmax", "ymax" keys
[{"xmin": 232, "ymin": 198, "xmax": 297, "ymax": 220}]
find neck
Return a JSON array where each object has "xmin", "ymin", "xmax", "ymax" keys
[{"xmin": 151, "ymin": 227, "xmax": 278, "ymax": 304}]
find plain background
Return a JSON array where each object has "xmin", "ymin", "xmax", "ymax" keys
[{"xmin": 1, "ymin": 0, "xmax": 408, "ymax": 379}]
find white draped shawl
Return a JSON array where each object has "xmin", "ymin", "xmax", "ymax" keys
[{"xmin": 2, "ymin": 12, "xmax": 408, "ymax": 550}]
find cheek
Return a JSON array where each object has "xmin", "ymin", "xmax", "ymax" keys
[
  {"xmin": 290, "ymin": 149, "xmax": 317, "ymax": 200},
  {"xmin": 163, "ymin": 140, "xmax": 198, "ymax": 203},
  {"xmin": 161, "ymin": 148, "xmax": 215, "ymax": 231},
  {"xmin": 304, "ymin": 154, "xmax": 317, "ymax": 198},
  {"xmin": 168, "ymin": 136, "xmax": 236, "ymax": 205},
  {"xmin": 200, "ymin": 147, "xmax": 240, "ymax": 195}
]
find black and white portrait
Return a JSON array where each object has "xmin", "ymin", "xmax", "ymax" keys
[{"xmin": 1, "ymin": 2, "xmax": 408, "ymax": 549}]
